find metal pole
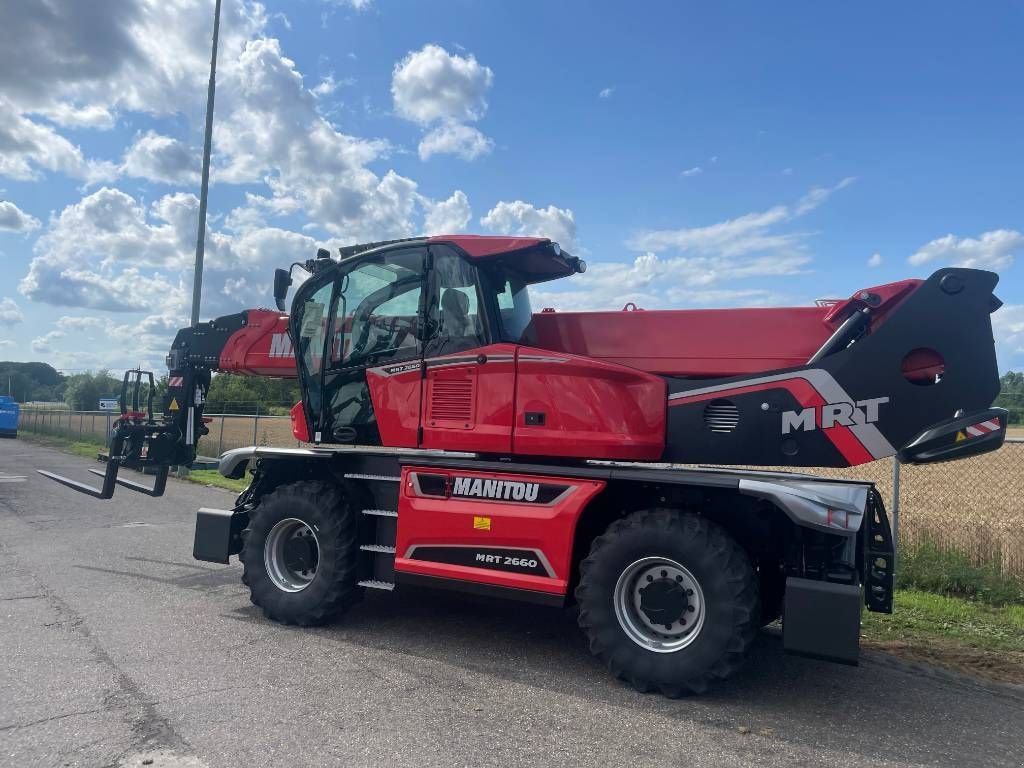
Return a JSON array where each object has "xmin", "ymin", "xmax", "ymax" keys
[
  {"xmin": 218, "ymin": 414, "xmax": 225, "ymax": 455},
  {"xmin": 252, "ymin": 406, "xmax": 259, "ymax": 446},
  {"xmin": 890, "ymin": 456, "xmax": 901, "ymax": 566},
  {"xmin": 190, "ymin": 0, "xmax": 222, "ymax": 327}
]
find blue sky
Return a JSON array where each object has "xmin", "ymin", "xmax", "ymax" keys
[{"xmin": 0, "ymin": 0, "xmax": 1022, "ymax": 373}]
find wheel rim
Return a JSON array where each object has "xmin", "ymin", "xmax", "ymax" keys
[
  {"xmin": 613, "ymin": 556, "xmax": 705, "ymax": 653},
  {"xmin": 264, "ymin": 518, "xmax": 320, "ymax": 593}
]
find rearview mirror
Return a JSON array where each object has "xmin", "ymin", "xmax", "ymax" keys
[{"xmin": 273, "ymin": 268, "xmax": 292, "ymax": 312}]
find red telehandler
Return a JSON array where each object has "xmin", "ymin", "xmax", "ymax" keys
[{"xmin": 41, "ymin": 235, "xmax": 1007, "ymax": 695}]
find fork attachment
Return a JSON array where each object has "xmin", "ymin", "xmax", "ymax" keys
[{"xmin": 36, "ymin": 369, "xmax": 189, "ymax": 499}]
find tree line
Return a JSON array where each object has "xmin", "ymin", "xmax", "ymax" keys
[{"xmin": 1, "ymin": 362, "xmax": 300, "ymax": 415}]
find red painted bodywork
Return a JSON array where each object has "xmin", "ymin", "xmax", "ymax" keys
[
  {"xmin": 531, "ymin": 307, "xmax": 830, "ymax": 377},
  {"xmin": 427, "ymin": 235, "xmax": 547, "ymax": 258},
  {"xmin": 290, "ymin": 401, "xmax": 309, "ymax": 443},
  {"xmin": 530, "ymin": 278, "xmax": 925, "ymax": 378},
  {"xmin": 394, "ymin": 466, "xmax": 606, "ymax": 595},
  {"xmin": 217, "ymin": 310, "xmax": 296, "ymax": 378},
  {"xmin": 366, "ymin": 362, "xmax": 422, "ymax": 448},
  {"xmin": 420, "ymin": 344, "xmax": 518, "ymax": 453},
  {"xmin": 367, "ymin": 344, "xmax": 667, "ymax": 459},
  {"xmin": 513, "ymin": 347, "xmax": 666, "ymax": 460}
]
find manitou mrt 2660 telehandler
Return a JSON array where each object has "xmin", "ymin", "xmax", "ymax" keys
[{"xmin": 42, "ymin": 235, "xmax": 1007, "ymax": 695}]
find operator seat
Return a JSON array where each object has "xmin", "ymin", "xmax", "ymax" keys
[
  {"xmin": 431, "ymin": 289, "xmax": 479, "ymax": 354},
  {"xmin": 440, "ymin": 289, "xmax": 470, "ymax": 336}
]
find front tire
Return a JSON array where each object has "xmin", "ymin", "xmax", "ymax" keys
[
  {"xmin": 241, "ymin": 481, "xmax": 361, "ymax": 626},
  {"xmin": 575, "ymin": 509, "xmax": 759, "ymax": 696}
]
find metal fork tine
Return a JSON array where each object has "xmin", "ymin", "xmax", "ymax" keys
[
  {"xmin": 86, "ymin": 466, "xmax": 168, "ymax": 497},
  {"xmin": 36, "ymin": 470, "xmax": 114, "ymax": 500}
]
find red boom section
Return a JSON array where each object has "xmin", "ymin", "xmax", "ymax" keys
[
  {"xmin": 531, "ymin": 278, "xmax": 922, "ymax": 377},
  {"xmin": 217, "ymin": 309, "xmax": 297, "ymax": 377}
]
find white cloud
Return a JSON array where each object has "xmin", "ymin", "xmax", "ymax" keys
[
  {"xmin": 392, "ymin": 44, "xmax": 494, "ymax": 163},
  {"xmin": 212, "ymin": 38, "xmax": 440, "ymax": 240},
  {"xmin": 680, "ymin": 166, "xmax": 703, "ymax": 178},
  {"xmin": 868, "ymin": 252, "xmax": 882, "ymax": 267},
  {"xmin": 423, "ymin": 190, "xmax": 472, "ymax": 235},
  {"xmin": 0, "ymin": 0, "xmax": 266, "ymax": 123},
  {"xmin": 31, "ymin": 330, "xmax": 65, "ymax": 354},
  {"xmin": 0, "ymin": 1, "xmax": 263, "ymax": 185},
  {"xmin": 598, "ymin": 86, "xmax": 614, "ymax": 99},
  {"xmin": 121, "ymin": 131, "xmax": 199, "ymax": 184},
  {"xmin": 18, "ymin": 183, "xmax": 333, "ymax": 321},
  {"xmin": 908, "ymin": 229, "xmax": 1023, "ymax": 270},
  {"xmin": 794, "ymin": 176, "xmax": 856, "ymax": 216},
  {"xmin": 0, "ymin": 200, "xmax": 40, "ymax": 232},
  {"xmin": 418, "ymin": 123, "xmax": 493, "ymax": 161},
  {"xmin": 629, "ymin": 178, "xmax": 855, "ymax": 258},
  {"xmin": 0, "ymin": 297, "xmax": 23, "ymax": 326},
  {"xmin": 530, "ymin": 252, "xmax": 794, "ymax": 312},
  {"xmin": 27, "ymin": 187, "xmax": 197, "ymax": 273},
  {"xmin": 480, "ymin": 201, "xmax": 577, "ymax": 251},
  {"xmin": 992, "ymin": 304, "xmax": 1024, "ymax": 369},
  {"xmin": 534, "ymin": 181, "xmax": 859, "ymax": 313},
  {"xmin": 0, "ymin": 99, "xmax": 115, "ymax": 182},
  {"xmin": 392, "ymin": 44, "xmax": 493, "ymax": 125}
]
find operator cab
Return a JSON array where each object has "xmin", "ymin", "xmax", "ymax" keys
[{"xmin": 288, "ymin": 236, "xmax": 582, "ymax": 446}]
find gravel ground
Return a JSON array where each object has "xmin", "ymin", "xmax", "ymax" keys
[{"xmin": 1, "ymin": 439, "xmax": 1022, "ymax": 768}]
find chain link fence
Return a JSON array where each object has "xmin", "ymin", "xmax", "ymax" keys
[
  {"xmin": 16, "ymin": 408, "xmax": 1024, "ymax": 577},
  {"xmin": 788, "ymin": 440, "xmax": 1024, "ymax": 579},
  {"xmin": 16, "ymin": 407, "xmax": 299, "ymax": 455}
]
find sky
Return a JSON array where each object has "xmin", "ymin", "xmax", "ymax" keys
[{"xmin": 0, "ymin": 0, "xmax": 1022, "ymax": 374}]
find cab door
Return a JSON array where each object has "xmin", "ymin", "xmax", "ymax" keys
[
  {"xmin": 419, "ymin": 245, "xmax": 517, "ymax": 454},
  {"xmin": 292, "ymin": 246, "xmax": 428, "ymax": 446}
]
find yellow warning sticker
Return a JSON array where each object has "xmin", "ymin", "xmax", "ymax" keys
[
  {"xmin": 955, "ymin": 430, "xmax": 967, "ymax": 442},
  {"xmin": 169, "ymin": 397, "xmax": 180, "ymax": 411},
  {"xmin": 473, "ymin": 516, "xmax": 491, "ymax": 531}
]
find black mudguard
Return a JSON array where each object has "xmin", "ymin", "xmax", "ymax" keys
[{"xmin": 664, "ymin": 268, "xmax": 1005, "ymax": 467}]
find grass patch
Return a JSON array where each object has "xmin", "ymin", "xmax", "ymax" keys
[
  {"xmin": 862, "ymin": 590, "xmax": 1024, "ymax": 653},
  {"xmin": 898, "ymin": 539, "xmax": 1024, "ymax": 607},
  {"xmin": 862, "ymin": 590, "xmax": 1024, "ymax": 684},
  {"xmin": 186, "ymin": 469, "xmax": 249, "ymax": 493},
  {"xmin": 17, "ymin": 430, "xmax": 248, "ymax": 493}
]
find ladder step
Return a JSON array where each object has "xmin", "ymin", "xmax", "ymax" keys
[
  {"xmin": 360, "ymin": 544, "xmax": 396, "ymax": 554},
  {"xmin": 358, "ymin": 579, "xmax": 395, "ymax": 591},
  {"xmin": 361, "ymin": 508, "xmax": 398, "ymax": 518},
  {"xmin": 344, "ymin": 473, "xmax": 400, "ymax": 483}
]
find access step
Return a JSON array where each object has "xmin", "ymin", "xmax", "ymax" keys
[
  {"xmin": 358, "ymin": 579, "xmax": 395, "ymax": 591},
  {"xmin": 360, "ymin": 543, "xmax": 396, "ymax": 554},
  {"xmin": 361, "ymin": 508, "xmax": 398, "ymax": 518}
]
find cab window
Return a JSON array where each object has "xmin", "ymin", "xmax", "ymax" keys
[
  {"xmin": 330, "ymin": 248, "xmax": 425, "ymax": 369},
  {"xmin": 493, "ymin": 274, "xmax": 534, "ymax": 343},
  {"xmin": 425, "ymin": 247, "xmax": 487, "ymax": 356}
]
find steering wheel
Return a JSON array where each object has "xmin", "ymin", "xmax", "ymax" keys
[{"xmin": 349, "ymin": 314, "xmax": 376, "ymax": 360}]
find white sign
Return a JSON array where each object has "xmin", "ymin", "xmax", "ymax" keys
[{"xmin": 98, "ymin": 398, "xmax": 119, "ymax": 411}]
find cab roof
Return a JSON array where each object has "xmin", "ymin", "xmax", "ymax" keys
[{"xmin": 427, "ymin": 235, "xmax": 549, "ymax": 258}]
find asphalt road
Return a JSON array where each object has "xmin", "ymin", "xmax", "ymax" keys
[{"xmin": 1, "ymin": 440, "xmax": 1022, "ymax": 768}]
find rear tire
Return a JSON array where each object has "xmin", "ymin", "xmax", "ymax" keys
[
  {"xmin": 241, "ymin": 481, "xmax": 361, "ymax": 626},
  {"xmin": 575, "ymin": 509, "xmax": 759, "ymax": 696}
]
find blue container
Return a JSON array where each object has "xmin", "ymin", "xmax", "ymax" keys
[{"xmin": 0, "ymin": 395, "xmax": 19, "ymax": 438}]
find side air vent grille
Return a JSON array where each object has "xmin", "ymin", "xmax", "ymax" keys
[
  {"xmin": 704, "ymin": 399, "xmax": 740, "ymax": 433},
  {"xmin": 429, "ymin": 377, "xmax": 474, "ymax": 425}
]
